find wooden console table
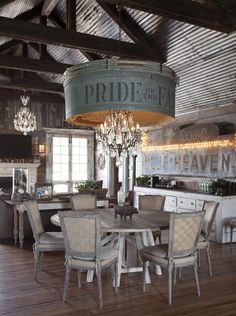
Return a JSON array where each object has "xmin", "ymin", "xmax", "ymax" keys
[
  {"xmin": 6, "ymin": 197, "xmax": 109, "ymax": 248},
  {"xmin": 6, "ymin": 199, "xmax": 71, "ymax": 248}
]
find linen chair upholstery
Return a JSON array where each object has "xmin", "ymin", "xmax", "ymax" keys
[
  {"xmin": 140, "ymin": 211, "xmax": 205, "ymax": 305},
  {"xmin": 72, "ymin": 193, "xmax": 117, "ymax": 247},
  {"xmin": 139, "ymin": 195, "xmax": 165, "ymax": 211},
  {"xmin": 71, "ymin": 193, "xmax": 96, "ymax": 210},
  {"xmin": 58, "ymin": 211, "xmax": 118, "ymax": 307},
  {"xmin": 139, "ymin": 195, "xmax": 166, "ymax": 243},
  {"xmin": 197, "ymin": 201, "xmax": 219, "ymax": 277},
  {"xmin": 25, "ymin": 200, "xmax": 65, "ymax": 280}
]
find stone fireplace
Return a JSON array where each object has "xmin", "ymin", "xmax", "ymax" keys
[{"xmin": 0, "ymin": 162, "xmax": 40, "ymax": 194}]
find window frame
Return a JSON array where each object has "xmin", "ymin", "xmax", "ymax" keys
[{"xmin": 45, "ymin": 128, "xmax": 95, "ymax": 194}]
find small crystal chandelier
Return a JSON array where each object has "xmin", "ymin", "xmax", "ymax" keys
[
  {"xmin": 14, "ymin": 92, "xmax": 37, "ymax": 136},
  {"xmin": 96, "ymin": 110, "xmax": 142, "ymax": 165}
]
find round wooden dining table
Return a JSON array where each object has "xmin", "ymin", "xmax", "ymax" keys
[{"xmin": 50, "ymin": 208, "xmax": 170, "ymax": 286}]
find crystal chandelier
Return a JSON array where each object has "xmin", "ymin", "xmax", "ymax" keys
[
  {"xmin": 14, "ymin": 93, "xmax": 37, "ymax": 136},
  {"xmin": 96, "ymin": 110, "xmax": 142, "ymax": 165}
]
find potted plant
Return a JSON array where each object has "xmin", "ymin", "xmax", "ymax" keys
[
  {"xmin": 135, "ymin": 175, "xmax": 150, "ymax": 187},
  {"xmin": 74, "ymin": 180, "xmax": 108, "ymax": 198}
]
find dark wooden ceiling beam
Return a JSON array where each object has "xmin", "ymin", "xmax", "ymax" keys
[
  {"xmin": 49, "ymin": 11, "xmax": 66, "ymax": 28},
  {"xmin": 29, "ymin": 42, "xmax": 57, "ymax": 63},
  {"xmin": 0, "ymin": 0, "xmax": 15, "ymax": 9},
  {"xmin": 0, "ymin": 16, "xmax": 164, "ymax": 62},
  {"xmin": 49, "ymin": 11, "xmax": 102, "ymax": 61},
  {"xmin": 41, "ymin": 0, "xmax": 61, "ymax": 17},
  {"xmin": 67, "ymin": 0, "xmax": 76, "ymax": 30},
  {"xmin": 100, "ymin": 0, "xmax": 235, "ymax": 33},
  {"xmin": 15, "ymin": 3, "xmax": 42, "ymax": 21},
  {"xmin": 0, "ymin": 39, "xmax": 21, "ymax": 53},
  {"xmin": 0, "ymin": 78, "xmax": 63, "ymax": 94},
  {"xmin": 0, "ymin": 4, "xmax": 43, "ymax": 53},
  {"xmin": 39, "ymin": 15, "xmax": 48, "ymax": 60},
  {"xmin": 97, "ymin": 0, "xmax": 163, "ymax": 59},
  {"xmin": 0, "ymin": 55, "xmax": 71, "ymax": 74},
  {"xmin": 0, "ymin": 88, "xmax": 64, "ymax": 105}
]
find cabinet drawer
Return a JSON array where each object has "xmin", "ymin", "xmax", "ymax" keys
[
  {"xmin": 178, "ymin": 197, "xmax": 196, "ymax": 211},
  {"xmin": 164, "ymin": 195, "xmax": 177, "ymax": 209}
]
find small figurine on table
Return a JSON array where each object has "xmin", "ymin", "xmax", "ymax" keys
[{"xmin": 114, "ymin": 205, "xmax": 138, "ymax": 220}]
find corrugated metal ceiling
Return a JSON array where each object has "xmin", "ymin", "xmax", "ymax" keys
[{"xmin": 0, "ymin": 0, "xmax": 235, "ymax": 117}]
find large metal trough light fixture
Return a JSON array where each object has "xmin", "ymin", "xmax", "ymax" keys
[{"xmin": 64, "ymin": 59, "xmax": 177, "ymax": 160}]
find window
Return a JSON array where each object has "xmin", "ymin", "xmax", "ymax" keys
[{"xmin": 45, "ymin": 129, "xmax": 94, "ymax": 194}]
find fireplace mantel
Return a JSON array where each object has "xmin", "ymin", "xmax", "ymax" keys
[{"xmin": 0, "ymin": 162, "xmax": 40, "ymax": 192}]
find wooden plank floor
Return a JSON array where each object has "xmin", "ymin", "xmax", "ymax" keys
[{"xmin": 0, "ymin": 238, "xmax": 235, "ymax": 316}]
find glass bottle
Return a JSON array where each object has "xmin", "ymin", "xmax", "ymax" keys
[{"xmin": 117, "ymin": 188, "xmax": 125, "ymax": 206}]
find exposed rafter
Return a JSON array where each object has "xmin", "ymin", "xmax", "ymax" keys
[
  {"xmin": 100, "ymin": 0, "xmax": 236, "ymax": 33},
  {"xmin": 0, "ymin": 88, "xmax": 64, "ymax": 105},
  {"xmin": 0, "ymin": 0, "xmax": 15, "ymax": 9},
  {"xmin": 0, "ymin": 39, "xmax": 21, "ymax": 53},
  {"xmin": 29, "ymin": 42, "xmax": 58, "ymax": 63},
  {"xmin": 48, "ymin": 12, "xmax": 101, "ymax": 61},
  {"xmin": 15, "ymin": 3, "xmax": 42, "ymax": 21},
  {"xmin": 97, "ymin": 0, "xmax": 163, "ymax": 59},
  {"xmin": 0, "ymin": 55, "xmax": 71, "ymax": 74},
  {"xmin": 41, "ymin": 0, "xmax": 61, "ymax": 17},
  {"xmin": 0, "ymin": 16, "xmax": 164, "ymax": 62},
  {"xmin": 0, "ymin": 78, "xmax": 63, "ymax": 94},
  {"xmin": 66, "ymin": 0, "xmax": 76, "ymax": 30}
]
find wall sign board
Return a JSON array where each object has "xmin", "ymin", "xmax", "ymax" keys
[{"xmin": 142, "ymin": 133, "xmax": 236, "ymax": 178}]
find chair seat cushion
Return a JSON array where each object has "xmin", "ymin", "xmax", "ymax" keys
[
  {"xmin": 140, "ymin": 244, "xmax": 195, "ymax": 267},
  {"xmin": 69, "ymin": 245, "xmax": 118, "ymax": 269},
  {"xmin": 37, "ymin": 232, "xmax": 65, "ymax": 251}
]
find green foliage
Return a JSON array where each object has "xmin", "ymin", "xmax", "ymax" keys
[
  {"xmin": 74, "ymin": 180, "xmax": 102, "ymax": 191},
  {"xmin": 135, "ymin": 175, "xmax": 150, "ymax": 186}
]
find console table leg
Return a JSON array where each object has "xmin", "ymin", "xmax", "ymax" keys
[
  {"xmin": 13, "ymin": 206, "xmax": 18, "ymax": 245},
  {"xmin": 18, "ymin": 212, "xmax": 24, "ymax": 248}
]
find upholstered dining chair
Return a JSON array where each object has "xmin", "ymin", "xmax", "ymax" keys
[
  {"xmin": 139, "ymin": 195, "xmax": 167, "ymax": 243},
  {"xmin": 71, "ymin": 193, "xmax": 97, "ymax": 210},
  {"xmin": 140, "ymin": 211, "xmax": 205, "ymax": 305},
  {"xmin": 197, "ymin": 201, "xmax": 219, "ymax": 277},
  {"xmin": 25, "ymin": 200, "xmax": 65, "ymax": 280},
  {"xmin": 58, "ymin": 211, "xmax": 119, "ymax": 308}
]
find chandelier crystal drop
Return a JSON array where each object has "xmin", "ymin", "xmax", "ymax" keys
[
  {"xmin": 96, "ymin": 110, "xmax": 142, "ymax": 165},
  {"xmin": 14, "ymin": 94, "xmax": 37, "ymax": 136}
]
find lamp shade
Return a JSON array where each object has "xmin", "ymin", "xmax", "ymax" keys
[{"xmin": 64, "ymin": 59, "xmax": 177, "ymax": 127}]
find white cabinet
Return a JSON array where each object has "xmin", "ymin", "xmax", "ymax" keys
[
  {"xmin": 177, "ymin": 197, "xmax": 195, "ymax": 212},
  {"xmin": 164, "ymin": 195, "xmax": 177, "ymax": 212},
  {"xmin": 134, "ymin": 186, "xmax": 236, "ymax": 244},
  {"xmin": 196, "ymin": 199, "xmax": 204, "ymax": 211}
]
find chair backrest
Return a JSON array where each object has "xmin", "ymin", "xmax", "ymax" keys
[
  {"xmin": 201, "ymin": 201, "xmax": 219, "ymax": 239},
  {"xmin": 71, "ymin": 193, "xmax": 97, "ymax": 210},
  {"xmin": 139, "ymin": 195, "xmax": 166, "ymax": 211},
  {"xmin": 24, "ymin": 200, "xmax": 44, "ymax": 242},
  {"xmin": 58, "ymin": 211, "xmax": 100, "ymax": 260},
  {"xmin": 168, "ymin": 211, "xmax": 205, "ymax": 259}
]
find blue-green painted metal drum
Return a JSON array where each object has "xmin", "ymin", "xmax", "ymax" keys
[{"xmin": 64, "ymin": 59, "xmax": 177, "ymax": 127}]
